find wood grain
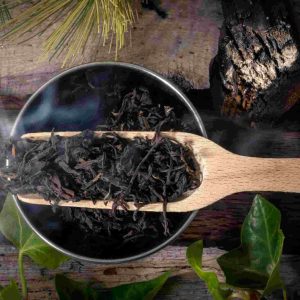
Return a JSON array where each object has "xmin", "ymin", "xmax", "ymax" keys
[
  {"xmin": 18, "ymin": 130, "xmax": 300, "ymax": 212},
  {"xmin": 0, "ymin": 244, "xmax": 299, "ymax": 299},
  {"xmin": 0, "ymin": 0, "xmax": 223, "ymax": 109},
  {"xmin": 1, "ymin": 114, "xmax": 300, "ymax": 298},
  {"xmin": 210, "ymin": 0, "xmax": 300, "ymax": 126},
  {"xmin": 2, "ymin": 111, "xmax": 300, "ymax": 298},
  {"xmin": 0, "ymin": 0, "xmax": 300, "ymax": 299},
  {"xmin": 0, "ymin": 244, "xmax": 224, "ymax": 299}
]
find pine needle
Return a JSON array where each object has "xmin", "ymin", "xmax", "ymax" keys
[
  {"xmin": 0, "ymin": 0, "xmax": 140, "ymax": 66},
  {"xmin": 0, "ymin": 1, "xmax": 11, "ymax": 25}
]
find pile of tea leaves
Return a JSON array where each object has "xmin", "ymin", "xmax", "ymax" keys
[
  {"xmin": 99, "ymin": 87, "xmax": 181, "ymax": 131},
  {"xmin": 3, "ymin": 131, "xmax": 198, "ymax": 206},
  {"xmin": 0, "ymin": 88, "xmax": 200, "ymax": 239}
]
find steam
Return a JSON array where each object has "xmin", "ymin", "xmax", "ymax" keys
[
  {"xmin": 15, "ymin": 84, "xmax": 101, "ymax": 135},
  {"xmin": 0, "ymin": 110, "xmax": 16, "ymax": 139}
]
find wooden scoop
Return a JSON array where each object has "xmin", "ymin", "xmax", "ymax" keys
[{"xmin": 17, "ymin": 131, "xmax": 300, "ymax": 212}]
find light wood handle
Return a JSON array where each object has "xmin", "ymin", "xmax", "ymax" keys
[
  {"xmin": 16, "ymin": 131, "xmax": 300, "ymax": 212},
  {"xmin": 227, "ymin": 155, "xmax": 300, "ymax": 194}
]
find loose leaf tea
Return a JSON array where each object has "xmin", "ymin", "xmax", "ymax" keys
[
  {"xmin": 101, "ymin": 87, "xmax": 181, "ymax": 131},
  {"xmin": 4, "ymin": 131, "xmax": 198, "ymax": 205},
  {"xmin": 0, "ymin": 88, "xmax": 200, "ymax": 239}
]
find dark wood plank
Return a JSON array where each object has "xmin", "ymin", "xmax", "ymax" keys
[
  {"xmin": 0, "ymin": 244, "xmax": 224, "ymax": 299},
  {"xmin": 0, "ymin": 104, "xmax": 299, "ymax": 298},
  {"xmin": 0, "ymin": 0, "xmax": 299, "ymax": 298},
  {"xmin": 0, "ymin": 0, "xmax": 223, "ymax": 105},
  {"xmin": 0, "ymin": 244, "xmax": 298, "ymax": 299},
  {"xmin": 1, "ymin": 107, "xmax": 300, "ymax": 253},
  {"xmin": 0, "ymin": 243, "xmax": 299, "ymax": 299}
]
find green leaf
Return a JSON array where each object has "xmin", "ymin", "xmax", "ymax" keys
[
  {"xmin": 0, "ymin": 194, "xmax": 69, "ymax": 268},
  {"xmin": 55, "ymin": 274, "xmax": 100, "ymax": 300},
  {"xmin": 217, "ymin": 195, "xmax": 285, "ymax": 296},
  {"xmin": 0, "ymin": 281, "xmax": 22, "ymax": 300},
  {"xmin": 111, "ymin": 272, "xmax": 170, "ymax": 300},
  {"xmin": 55, "ymin": 272, "xmax": 170, "ymax": 300},
  {"xmin": 186, "ymin": 240, "xmax": 230, "ymax": 300},
  {"xmin": 264, "ymin": 262, "xmax": 287, "ymax": 299},
  {"xmin": 0, "ymin": 193, "xmax": 69, "ymax": 297}
]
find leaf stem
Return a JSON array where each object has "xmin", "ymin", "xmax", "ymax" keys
[
  {"xmin": 282, "ymin": 287, "xmax": 287, "ymax": 300},
  {"xmin": 18, "ymin": 251, "xmax": 27, "ymax": 299}
]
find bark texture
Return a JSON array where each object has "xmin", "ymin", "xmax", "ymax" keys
[{"xmin": 210, "ymin": 0, "xmax": 300, "ymax": 126}]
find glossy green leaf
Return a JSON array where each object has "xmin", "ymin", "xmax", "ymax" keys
[
  {"xmin": 0, "ymin": 194, "xmax": 69, "ymax": 268},
  {"xmin": 0, "ymin": 193, "xmax": 69, "ymax": 297},
  {"xmin": 264, "ymin": 262, "xmax": 287, "ymax": 299},
  {"xmin": 55, "ymin": 274, "xmax": 100, "ymax": 300},
  {"xmin": 0, "ymin": 281, "xmax": 22, "ymax": 300},
  {"xmin": 111, "ymin": 272, "xmax": 170, "ymax": 300},
  {"xmin": 186, "ymin": 240, "xmax": 230, "ymax": 300},
  {"xmin": 217, "ymin": 195, "xmax": 285, "ymax": 296},
  {"xmin": 55, "ymin": 272, "xmax": 170, "ymax": 300}
]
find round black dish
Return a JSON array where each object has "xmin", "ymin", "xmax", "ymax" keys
[{"xmin": 11, "ymin": 62, "xmax": 207, "ymax": 263}]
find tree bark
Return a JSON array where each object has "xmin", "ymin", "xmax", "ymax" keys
[{"xmin": 210, "ymin": 0, "xmax": 300, "ymax": 127}]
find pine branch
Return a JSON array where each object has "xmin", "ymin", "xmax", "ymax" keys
[
  {"xmin": 0, "ymin": 1, "xmax": 11, "ymax": 25},
  {"xmin": 0, "ymin": 0, "xmax": 140, "ymax": 66}
]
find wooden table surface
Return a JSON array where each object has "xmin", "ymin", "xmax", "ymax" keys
[{"xmin": 0, "ymin": 1, "xmax": 300, "ymax": 299}]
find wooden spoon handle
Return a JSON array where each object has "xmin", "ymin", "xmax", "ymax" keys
[
  {"xmin": 16, "ymin": 131, "xmax": 300, "ymax": 212},
  {"xmin": 228, "ymin": 155, "xmax": 300, "ymax": 194}
]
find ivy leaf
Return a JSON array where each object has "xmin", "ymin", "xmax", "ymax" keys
[
  {"xmin": 55, "ymin": 274, "xmax": 100, "ymax": 300},
  {"xmin": 0, "ymin": 194, "xmax": 69, "ymax": 268},
  {"xmin": 111, "ymin": 271, "xmax": 170, "ymax": 300},
  {"xmin": 0, "ymin": 281, "xmax": 22, "ymax": 300},
  {"xmin": 186, "ymin": 240, "xmax": 230, "ymax": 300},
  {"xmin": 217, "ymin": 195, "xmax": 285, "ymax": 297},
  {"xmin": 0, "ymin": 193, "xmax": 69, "ymax": 297},
  {"xmin": 55, "ymin": 272, "xmax": 170, "ymax": 300}
]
